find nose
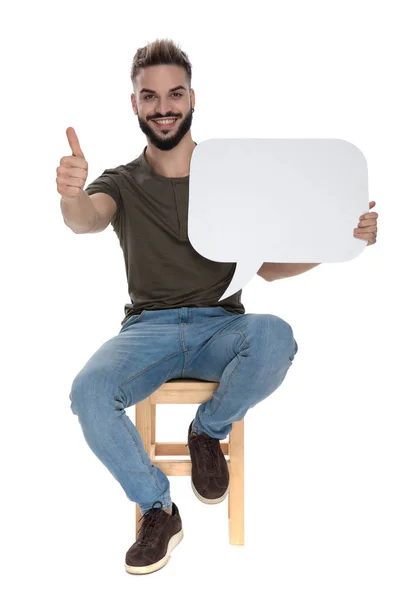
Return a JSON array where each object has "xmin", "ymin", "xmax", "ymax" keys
[{"xmin": 155, "ymin": 98, "xmax": 172, "ymax": 117}]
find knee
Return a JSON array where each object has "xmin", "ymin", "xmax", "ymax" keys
[
  {"xmin": 270, "ymin": 315, "xmax": 298, "ymax": 361},
  {"xmin": 250, "ymin": 314, "xmax": 297, "ymax": 363},
  {"xmin": 69, "ymin": 367, "xmax": 116, "ymax": 416},
  {"xmin": 290, "ymin": 338, "xmax": 299, "ymax": 362},
  {"xmin": 69, "ymin": 370, "xmax": 91, "ymax": 416}
]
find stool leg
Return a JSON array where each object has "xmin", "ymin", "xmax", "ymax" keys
[
  {"xmin": 135, "ymin": 504, "xmax": 142, "ymax": 540},
  {"xmin": 228, "ymin": 419, "xmax": 244, "ymax": 545},
  {"xmin": 151, "ymin": 404, "xmax": 156, "ymax": 446}
]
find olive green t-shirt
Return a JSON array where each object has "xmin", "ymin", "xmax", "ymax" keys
[{"xmin": 84, "ymin": 144, "xmax": 245, "ymax": 326}]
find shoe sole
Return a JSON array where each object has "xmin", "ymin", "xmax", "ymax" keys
[
  {"xmin": 191, "ymin": 479, "xmax": 230, "ymax": 504},
  {"xmin": 125, "ymin": 528, "xmax": 184, "ymax": 575}
]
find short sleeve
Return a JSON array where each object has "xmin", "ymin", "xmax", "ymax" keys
[{"xmin": 84, "ymin": 168, "xmax": 123, "ymax": 234}]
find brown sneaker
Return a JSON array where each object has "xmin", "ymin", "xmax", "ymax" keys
[
  {"xmin": 186, "ymin": 420, "xmax": 230, "ymax": 504},
  {"xmin": 125, "ymin": 501, "xmax": 183, "ymax": 575}
]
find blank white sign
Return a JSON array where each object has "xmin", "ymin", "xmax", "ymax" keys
[{"xmin": 188, "ymin": 138, "xmax": 369, "ymax": 301}]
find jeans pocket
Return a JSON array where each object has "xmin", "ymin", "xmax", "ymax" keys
[
  {"xmin": 119, "ymin": 310, "xmax": 145, "ymax": 333},
  {"xmin": 217, "ymin": 306, "xmax": 237, "ymax": 316}
]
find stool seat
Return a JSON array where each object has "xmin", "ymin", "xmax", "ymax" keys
[{"xmin": 135, "ymin": 378, "xmax": 244, "ymax": 545}]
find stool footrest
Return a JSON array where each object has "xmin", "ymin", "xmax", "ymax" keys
[
  {"xmin": 153, "ymin": 442, "xmax": 229, "ymax": 456},
  {"xmin": 152, "ymin": 458, "xmax": 231, "ymax": 477}
]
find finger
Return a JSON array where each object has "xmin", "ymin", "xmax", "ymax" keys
[
  {"xmin": 66, "ymin": 127, "xmax": 85, "ymax": 158},
  {"xmin": 369, "ymin": 201, "xmax": 376, "ymax": 208},
  {"xmin": 359, "ymin": 212, "xmax": 378, "ymax": 221},
  {"xmin": 356, "ymin": 220, "xmax": 377, "ymax": 229},
  {"xmin": 354, "ymin": 225, "xmax": 377, "ymax": 233}
]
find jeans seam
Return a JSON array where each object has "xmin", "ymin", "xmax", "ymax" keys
[
  {"xmin": 206, "ymin": 349, "xmax": 242, "ymax": 418},
  {"xmin": 209, "ymin": 330, "xmax": 248, "ymax": 346},
  {"xmin": 119, "ymin": 416, "xmax": 165, "ymax": 493},
  {"xmin": 118, "ymin": 350, "xmax": 184, "ymax": 389},
  {"xmin": 116, "ymin": 350, "xmax": 183, "ymax": 495},
  {"xmin": 204, "ymin": 333, "xmax": 249, "ymax": 418}
]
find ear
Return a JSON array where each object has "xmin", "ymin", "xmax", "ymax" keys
[{"xmin": 131, "ymin": 93, "xmax": 137, "ymax": 114}]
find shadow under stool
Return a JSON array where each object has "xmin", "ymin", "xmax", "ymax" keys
[{"xmin": 135, "ymin": 378, "xmax": 245, "ymax": 545}]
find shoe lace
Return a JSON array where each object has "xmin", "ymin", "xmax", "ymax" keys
[
  {"xmin": 185, "ymin": 433, "xmax": 221, "ymax": 476},
  {"xmin": 137, "ymin": 502, "xmax": 167, "ymax": 547}
]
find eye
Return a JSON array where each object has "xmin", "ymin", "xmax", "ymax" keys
[{"xmin": 143, "ymin": 93, "xmax": 183, "ymax": 100}]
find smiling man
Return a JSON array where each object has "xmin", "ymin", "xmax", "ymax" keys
[
  {"xmin": 134, "ymin": 72, "xmax": 195, "ymax": 154},
  {"xmin": 131, "ymin": 64, "xmax": 196, "ymax": 177},
  {"xmin": 61, "ymin": 38, "xmax": 379, "ymax": 577}
]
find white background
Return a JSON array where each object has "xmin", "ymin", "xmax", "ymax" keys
[{"xmin": 1, "ymin": 0, "xmax": 399, "ymax": 597}]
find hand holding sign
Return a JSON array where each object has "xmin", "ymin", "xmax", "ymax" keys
[{"xmin": 353, "ymin": 201, "xmax": 378, "ymax": 245}]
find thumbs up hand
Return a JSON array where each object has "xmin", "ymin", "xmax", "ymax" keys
[{"xmin": 56, "ymin": 127, "xmax": 89, "ymax": 199}]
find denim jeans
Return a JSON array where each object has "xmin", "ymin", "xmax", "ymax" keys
[{"xmin": 69, "ymin": 306, "xmax": 298, "ymax": 515}]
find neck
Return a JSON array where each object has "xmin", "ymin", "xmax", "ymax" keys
[{"xmin": 145, "ymin": 135, "xmax": 196, "ymax": 178}]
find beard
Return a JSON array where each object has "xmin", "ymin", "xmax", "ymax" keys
[{"xmin": 136, "ymin": 105, "xmax": 194, "ymax": 151}]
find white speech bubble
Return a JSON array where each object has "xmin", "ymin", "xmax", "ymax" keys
[{"xmin": 188, "ymin": 139, "xmax": 369, "ymax": 301}]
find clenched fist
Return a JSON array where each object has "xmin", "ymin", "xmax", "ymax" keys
[{"xmin": 56, "ymin": 127, "xmax": 88, "ymax": 199}]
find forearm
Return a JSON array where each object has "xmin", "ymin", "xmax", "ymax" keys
[
  {"xmin": 257, "ymin": 262, "xmax": 321, "ymax": 281},
  {"xmin": 60, "ymin": 189, "xmax": 98, "ymax": 233}
]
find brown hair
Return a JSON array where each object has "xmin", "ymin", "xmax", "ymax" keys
[{"xmin": 131, "ymin": 38, "xmax": 192, "ymax": 91}]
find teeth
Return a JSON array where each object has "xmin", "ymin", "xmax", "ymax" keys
[{"xmin": 154, "ymin": 119, "xmax": 176, "ymax": 125}]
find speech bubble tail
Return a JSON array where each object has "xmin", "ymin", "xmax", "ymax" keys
[{"xmin": 218, "ymin": 259, "xmax": 264, "ymax": 302}]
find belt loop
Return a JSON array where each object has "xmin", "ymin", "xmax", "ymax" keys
[{"xmin": 179, "ymin": 307, "xmax": 189, "ymax": 323}]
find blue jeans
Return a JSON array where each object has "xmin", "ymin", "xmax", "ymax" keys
[{"xmin": 69, "ymin": 306, "xmax": 298, "ymax": 515}]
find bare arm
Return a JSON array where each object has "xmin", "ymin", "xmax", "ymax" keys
[
  {"xmin": 61, "ymin": 191, "xmax": 117, "ymax": 234},
  {"xmin": 257, "ymin": 262, "xmax": 321, "ymax": 281},
  {"xmin": 60, "ymin": 189, "xmax": 98, "ymax": 233}
]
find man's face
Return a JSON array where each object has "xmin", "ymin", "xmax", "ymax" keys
[{"xmin": 132, "ymin": 65, "xmax": 194, "ymax": 151}]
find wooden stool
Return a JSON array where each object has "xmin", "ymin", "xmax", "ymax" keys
[{"xmin": 135, "ymin": 378, "xmax": 244, "ymax": 545}]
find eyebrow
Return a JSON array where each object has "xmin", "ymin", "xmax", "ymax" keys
[{"xmin": 139, "ymin": 85, "xmax": 186, "ymax": 95}]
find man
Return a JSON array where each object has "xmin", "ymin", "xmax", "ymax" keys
[{"xmin": 58, "ymin": 38, "xmax": 378, "ymax": 576}]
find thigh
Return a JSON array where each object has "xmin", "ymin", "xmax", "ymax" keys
[
  {"xmin": 69, "ymin": 318, "xmax": 184, "ymax": 410},
  {"xmin": 186, "ymin": 312, "xmax": 298, "ymax": 381}
]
